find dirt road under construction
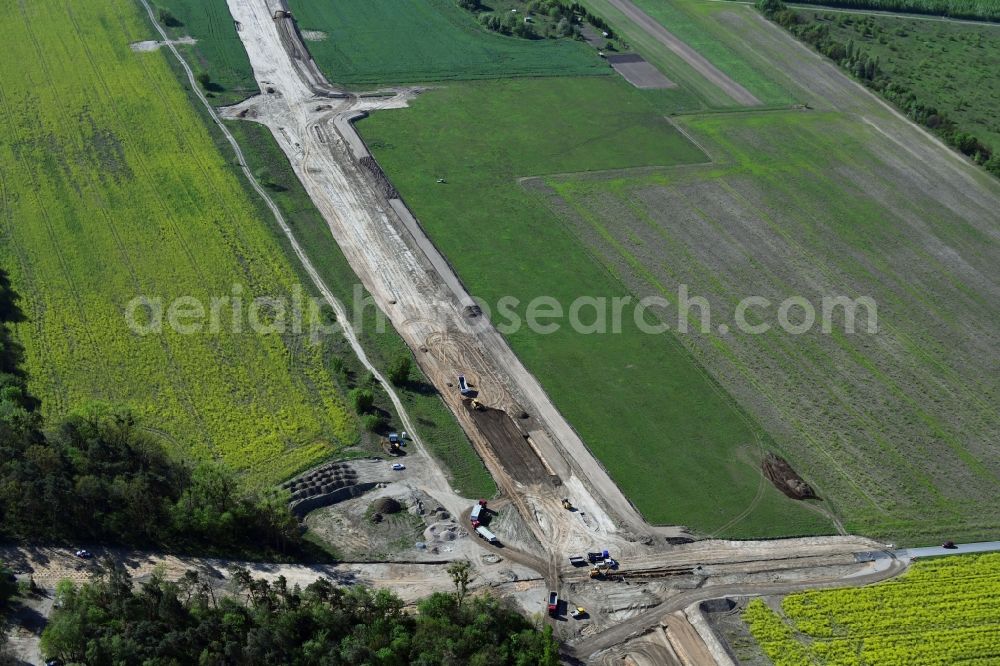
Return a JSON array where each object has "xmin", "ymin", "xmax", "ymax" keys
[
  {"xmin": 221, "ymin": 0, "xmax": 676, "ymax": 558},
  {"xmin": 206, "ymin": 1, "xmax": 917, "ymax": 662}
]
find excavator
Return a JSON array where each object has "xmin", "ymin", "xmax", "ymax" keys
[{"xmin": 462, "ymin": 395, "xmax": 486, "ymax": 411}]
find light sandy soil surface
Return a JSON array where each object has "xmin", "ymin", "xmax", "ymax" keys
[
  {"xmin": 602, "ymin": 0, "xmax": 760, "ymax": 104},
  {"xmin": 0, "ymin": 546, "xmax": 491, "ymax": 600},
  {"xmin": 129, "ymin": 35, "xmax": 195, "ymax": 52}
]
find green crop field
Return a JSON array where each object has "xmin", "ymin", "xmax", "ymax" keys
[
  {"xmin": 141, "ymin": 0, "xmax": 497, "ymax": 496},
  {"xmin": 359, "ymin": 76, "xmax": 834, "ymax": 537},
  {"xmin": 536, "ymin": 105, "xmax": 1000, "ymax": 543},
  {"xmin": 288, "ymin": 0, "xmax": 607, "ymax": 86},
  {"xmin": 744, "ymin": 553, "xmax": 1000, "ymax": 664},
  {"xmin": 0, "ymin": 0, "xmax": 359, "ymax": 484},
  {"xmin": 155, "ymin": 0, "xmax": 259, "ymax": 105},
  {"xmin": 135, "ymin": 0, "xmax": 1000, "ymax": 543}
]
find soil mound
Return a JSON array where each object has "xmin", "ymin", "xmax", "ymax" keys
[
  {"xmin": 371, "ymin": 497, "xmax": 403, "ymax": 515},
  {"xmin": 762, "ymin": 452, "xmax": 817, "ymax": 500}
]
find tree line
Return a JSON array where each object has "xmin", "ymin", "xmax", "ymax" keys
[
  {"xmin": 458, "ymin": 0, "xmax": 616, "ymax": 40},
  {"xmin": 762, "ymin": 0, "xmax": 1000, "ymax": 24},
  {"xmin": 0, "ymin": 269, "xmax": 301, "ymax": 558},
  {"xmin": 758, "ymin": 0, "xmax": 999, "ymax": 178},
  {"xmin": 0, "ymin": 563, "xmax": 14, "ymax": 663},
  {"xmin": 41, "ymin": 560, "xmax": 559, "ymax": 665}
]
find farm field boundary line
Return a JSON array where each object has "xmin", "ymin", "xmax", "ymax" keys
[
  {"xmin": 745, "ymin": 0, "xmax": 999, "ymax": 170},
  {"xmin": 514, "ymin": 160, "xmax": 713, "ymax": 184},
  {"xmin": 536, "ymin": 85, "xmax": 1000, "ymax": 538},
  {"xmin": 134, "ymin": 0, "xmax": 451, "ymax": 497},
  {"xmin": 220, "ymin": 119, "xmax": 495, "ymax": 497}
]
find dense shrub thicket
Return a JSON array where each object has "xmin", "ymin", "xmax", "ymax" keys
[{"xmin": 459, "ymin": 0, "xmax": 616, "ymax": 40}]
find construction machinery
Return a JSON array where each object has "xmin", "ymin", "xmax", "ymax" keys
[
  {"xmin": 470, "ymin": 503, "xmax": 484, "ymax": 527},
  {"xmin": 589, "ymin": 564, "xmax": 611, "ymax": 579},
  {"xmin": 561, "ymin": 498, "xmax": 573, "ymax": 510},
  {"xmin": 384, "ymin": 437, "xmax": 402, "ymax": 455}
]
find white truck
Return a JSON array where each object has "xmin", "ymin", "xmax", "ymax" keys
[{"xmin": 475, "ymin": 526, "xmax": 498, "ymax": 544}]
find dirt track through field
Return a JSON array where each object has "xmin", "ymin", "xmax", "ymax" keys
[{"xmin": 602, "ymin": 0, "xmax": 761, "ymax": 105}]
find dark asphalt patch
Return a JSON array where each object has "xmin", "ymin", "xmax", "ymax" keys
[{"xmin": 607, "ymin": 53, "xmax": 676, "ymax": 89}]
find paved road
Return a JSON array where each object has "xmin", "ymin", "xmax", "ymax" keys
[{"xmin": 896, "ymin": 540, "xmax": 1000, "ymax": 560}]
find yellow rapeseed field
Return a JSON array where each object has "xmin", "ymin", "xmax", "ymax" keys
[
  {"xmin": 745, "ymin": 553, "xmax": 1000, "ymax": 664},
  {"xmin": 0, "ymin": 0, "xmax": 357, "ymax": 483}
]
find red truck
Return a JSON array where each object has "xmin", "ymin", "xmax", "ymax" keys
[{"xmin": 547, "ymin": 591, "xmax": 559, "ymax": 616}]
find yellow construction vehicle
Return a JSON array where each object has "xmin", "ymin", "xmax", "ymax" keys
[
  {"xmin": 589, "ymin": 564, "xmax": 609, "ymax": 579},
  {"xmin": 561, "ymin": 498, "xmax": 573, "ymax": 510}
]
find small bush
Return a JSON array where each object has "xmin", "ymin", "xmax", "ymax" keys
[
  {"xmin": 388, "ymin": 356, "xmax": 412, "ymax": 386},
  {"xmin": 158, "ymin": 8, "xmax": 182, "ymax": 28},
  {"xmin": 363, "ymin": 413, "xmax": 384, "ymax": 432},
  {"xmin": 350, "ymin": 388, "xmax": 375, "ymax": 414}
]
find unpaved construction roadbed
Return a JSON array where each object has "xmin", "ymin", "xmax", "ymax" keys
[{"xmin": 465, "ymin": 403, "xmax": 554, "ymax": 485}]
